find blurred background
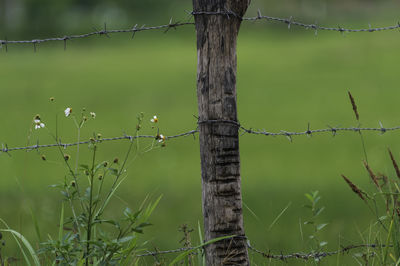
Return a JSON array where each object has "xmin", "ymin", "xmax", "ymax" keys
[{"xmin": 1, "ymin": 0, "xmax": 400, "ymax": 264}]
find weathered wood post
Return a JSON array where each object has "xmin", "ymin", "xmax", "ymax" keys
[{"xmin": 192, "ymin": 0, "xmax": 251, "ymax": 265}]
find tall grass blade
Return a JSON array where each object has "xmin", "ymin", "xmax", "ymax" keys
[
  {"xmin": 384, "ymin": 218, "xmax": 394, "ymax": 264},
  {"xmin": 58, "ymin": 203, "xmax": 64, "ymax": 242},
  {"xmin": 143, "ymin": 195, "xmax": 162, "ymax": 219},
  {"xmin": 243, "ymin": 201, "xmax": 260, "ymax": 222},
  {"xmin": 268, "ymin": 202, "xmax": 291, "ymax": 231},
  {"xmin": 0, "ymin": 228, "xmax": 40, "ymax": 266},
  {"xmin": 169, "ymin": 235, "xmax": 235, "ymax": 266},
  {"xmin": 95, "ymin": 176, "xmax": 127, "ymax": 217},
  {"xmin": 0, "ymin": 218, "xmax": 33, "ymax": 266},
  {"xmin": 29, "ymin": 207, "xmax": 42, "ymax": 243},
  {"xmin": 197, "ymin": 221, "xmax": 204, "ymax": 266}
]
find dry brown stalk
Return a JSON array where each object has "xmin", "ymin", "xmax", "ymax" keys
[
  {"xmin": 388, "ymin": 149, "xmax": 400, "ymax": 179},
  {"xmin": 348, "ymin": 91, "xmax": 359, "ymax": 121},
  {"xmin": 341, "ymin": 174, "xmax": 365, "ymax": 201},
  {"xmin": 363, "ymin": 160, "xmax": 380, "ymax": 189}
]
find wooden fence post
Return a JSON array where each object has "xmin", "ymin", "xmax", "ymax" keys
[{"xmin": 192, "ymin": 0, "xmax": 251, "ymax": 265}]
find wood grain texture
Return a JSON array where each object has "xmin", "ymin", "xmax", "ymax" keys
[{"xmin": 192, "ymin": 0, "xmax": 251, "ymax": 265}]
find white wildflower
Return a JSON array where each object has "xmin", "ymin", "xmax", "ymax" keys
[
  {"xmin": 158, "ymin": 134, "xmax": 166, "ymax": 143},
  {"xmin": 90, "ymin": 112, "xmax": 96, "ymax": 119},
  {"xmin": 34, "ymin": 119, "xmax": 45, "ymax": 129},
  {"xmin": 64, "ymin": 107, "xmax": 72, "ymax": 117},
  {"xmin": 150, "ymin": 115, "xmax": 158, "ymax": 123}
]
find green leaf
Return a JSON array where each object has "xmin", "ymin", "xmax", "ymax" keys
[
  {"xmin": 379, "ymin": 216, "xmax": 387, "ymax": 221},
  {"xmin": 124, "ymin": 207, "xmax": 133, "ymax": 218},
  {"xmin": 79, "ymin": 164, "xmax": 89, "ymax": 170},
  {"xmin": 304, "ymin": 193, "xmax": 314, "ymax": 203},
  {"xmin": 93, "ymin": 219, "xmax": 120, "ymax": 228},
  {"xmin": 319, "ymin": 241, "xmax": 328, "ymax": 247},
  {"xmin": 316, "ymin": 223, "xmax": 328, "ymax": 231},
  {"xmin": 117, "ymin": 236, "xmax": 134, "ymax": 243},
  {"xmin": 132, "ymin": 222, "xmax": 152, "ymax": 233},
  {"xmin": 109, "ymin": 168, "xmax": 119, "ymax": 176},
  {"xmin": 314, "ymin": 207, "xmax": 325, "ymax": 217},
  {"xmin": 353, "ymin": 252, "xmax": 364, "ymax": 258},
  {"xmin": 314, "ymin": 196, "xmax": 321, "ymax": 204},
  {"xmin": 60, "ymin": 191, "xmax": 69, "ymax": 198},
  {"xmin": 49, "ymin": 184, "xmax": 63, "ymax": 188},
  {"xmin": 94, "ymin": 163, "xmax": 104, "ymax": 172},
  {"xmin": 131, "ymin": 228, "xmax": 143, "ymax": 234}
]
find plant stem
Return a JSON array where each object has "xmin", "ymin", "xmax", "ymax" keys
[
  {"xmin": 96, "ymin": 137, "xmax": 135, "ymax": 217},
  {"xmin": 85, "ymin": 145, "xmax": 97, "ymax": 266},
  {"xmin": 75, "ymin": 126, "xmax": 81, "ymax": 175}
]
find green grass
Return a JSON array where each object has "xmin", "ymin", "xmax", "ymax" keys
[{"xmin": 1, "ymin": 26, "xmax": 400, "ymax": 264}]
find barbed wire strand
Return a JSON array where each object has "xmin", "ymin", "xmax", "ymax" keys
[
  {"xmin": 0, "ymin": 20, "xmax": 194, "ymax": 48},
  {"xmin": 243, "ymin": 10, "xmax": 400, "ymax": 34},
  {"xmin": 1, "ymin": 120, "xmax": 399, "ymax": 154},
  {"xmin": 246, "ymin": 242, "xmax": 385, "ymax": 261},
  {"xmin": 134, "ymin": 235, "xmax": 385, "ymax": 261},
  {"xmin": 1, "ymin": 10, "xmax": 400, "ymax": 48}
]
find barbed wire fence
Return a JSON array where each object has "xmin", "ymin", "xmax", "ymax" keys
[
  {"xmin": 1, "ymin": 120, "xmax": 399, "ymax": 154},
  {"xmin": 1, "ymin": 7, "xmax": 399, "ymax": 264},
  {"xmin": 134, "ymin": 235, "xmax": 385, "ymax": 262},
  {"xmin": 1, "ymin": 9, "xmax": 400, "ymax": 51}
]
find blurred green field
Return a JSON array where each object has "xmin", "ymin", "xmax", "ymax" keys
[{"xmin": 1, "ymin": 23, "xmax": 400, "ymax": 265}]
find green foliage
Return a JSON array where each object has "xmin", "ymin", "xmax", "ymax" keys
[
  {"xmin": 0, "ymin": 219, "xmax": 40, "ymax": 266},
  {"xmin": 302, "ymin": 191, "xmax": 328, "ymax": 254},
  {"xmin": 341, "ymin": 150, "xmax": 400, "ymax": 265},
  {"xmin": 0, "ymin": 107, "xmax": 166, "ymax": 265}
]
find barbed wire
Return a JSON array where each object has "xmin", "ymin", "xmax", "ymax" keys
[
  {"xmin": 244, "ymin": 10, "xmax": 400, "ymax": 34},
  {"xmin": 133, "ymin": 234, "xmax": 384, "ymax": 262},
  {"xmin": 0, "ymin": 19, "xmax": 194, "ymax": 51},
  {"xmin": 1, "ymin": 120, "xmax": 399, "ymax": 155},
  {"xmin": 136, "ymin": 247, "xmax": 193, "ymax": 258},
  {"xmin": 246, "ymin": 242, "xmax": 385, "ymax": 261},
  {"xmin": 1, "ymin": 9, "xmax": 400, "ymax": 50},
  {"xmin": 0, "ymin": 129, "xmax": 198, "ymax": 154}
]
